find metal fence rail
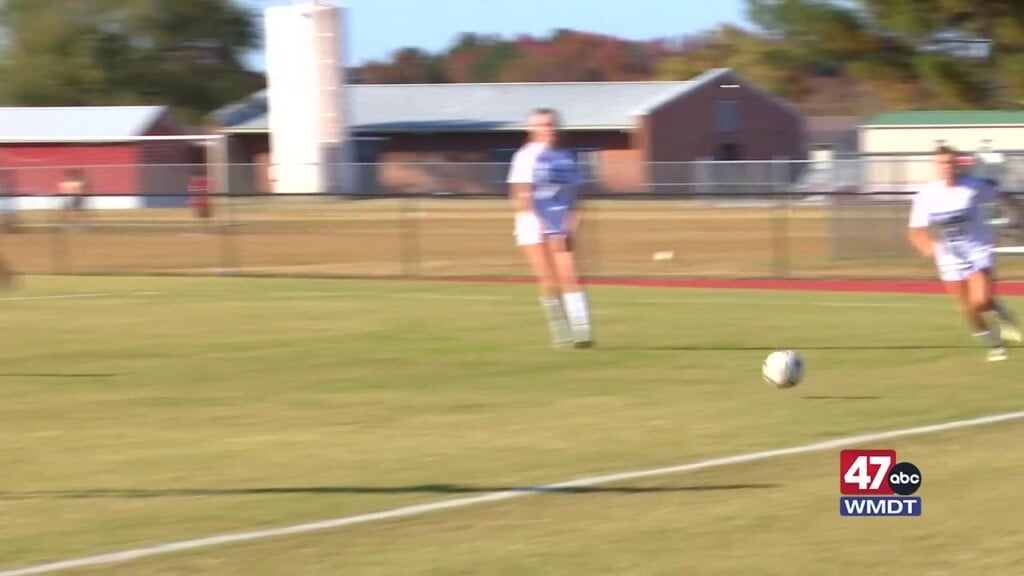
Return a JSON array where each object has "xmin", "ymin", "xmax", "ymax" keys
[
  {"xmin": 3, "ymin": 193, "xmax": 1023, "ymax": 281},
  {"xmin": 2, "ymin": 158, "xmax": 1023, "ymax": 281}
]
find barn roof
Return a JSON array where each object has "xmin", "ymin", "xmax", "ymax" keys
[
  {"xmin": 0, "ymin": 105, "xmax": 169, "ymax": 143},
  {"xmin": 863, "ymin": 110, "xmax": 1024, "ymax": 128},
  {"xmin": 213, "ymin": 68, "xmax": 736, "ymax": 134}
]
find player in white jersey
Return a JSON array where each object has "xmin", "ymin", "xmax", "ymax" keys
[
  {"xmin": 907, "ymin": 145, "xmax": 1024, "ymax": 361},
  {"xmin": 506, "ymin": 108, "xmax": 593, "ymax": 348}
]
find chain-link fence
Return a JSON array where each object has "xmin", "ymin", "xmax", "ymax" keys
[{"xmin": 2, "ymin": 157, "xmax": 1023, "ymax": 280}]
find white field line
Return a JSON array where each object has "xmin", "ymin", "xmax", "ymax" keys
[
  {"xmin": 272, "ymin": 290, "xmax": 941, "ymax": 308},
  {"xmin": 3, "ymin": 409, "xmax": 1023, "ymax": 576},
  {"xmin": 0, "ymin": 291, "xmax": 162, "ymax": 302},
  {"xmin": 632, "ymin": 297, "xmax": 935, "ymax": 308},
  {"xmin": 0, "ymin": 287, "xmax": 941, "ymax": 308},
  {"xmin": 275, "ymin": 290, "xmax": 510, "ymax": 301},
  {"xmin": 0, "ymin": 288, "xmax": 937, "ymax": 308}
]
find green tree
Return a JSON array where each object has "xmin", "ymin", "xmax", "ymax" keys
[
  {"xmin": 746, "ymin": 0, "xmax": 1024, "ymax": 109},
  {"xmin": 0, "ymin": 0, "xmax": 260, "ymax": 124},
  {"xmin": 361, "ymin": 47, "xmax": 446, "ymax": 83},
  {"xmin": 443, "ymin": 33, "xmax": 522, "ymax": 83},
  {"xmin": 654, "ymin": 25, "xmax": 811, "ymax": 102}
]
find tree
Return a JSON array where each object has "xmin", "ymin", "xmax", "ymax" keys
[
  {"xmin": 443, "ymin": 33, "xmax": 522, "ymax": 83},
  {"xmin": 361, "ymin": 48, "xmax": 446, "ymax": 83},
  {"xmin": 745, "ymin": 0, "xmax": 1024, "ymax": 109},
  {"xmin": 654, "ymin": 25, "xmax": 811, "ymax": 102},
  {"xmin": 0, "ymin": 0, "xmax": 260, "ymax": 124}
]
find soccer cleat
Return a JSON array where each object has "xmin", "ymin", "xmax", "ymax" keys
[
  {"xmin": 571, "ymin": 325, "xmax": 594, "ymax": 349},
  {"xmin": 987, "ymin": 346, "xmax": 1009, "ymax": 362}
]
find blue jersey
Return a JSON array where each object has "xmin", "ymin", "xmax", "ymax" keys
[{"xmin": 507, "ymin": 143, "xmax": 580, "ymax": 235}]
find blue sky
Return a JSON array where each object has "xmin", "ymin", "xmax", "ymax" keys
[{"xmin": 241, "ymin": 0, "xmax": 748, "ymax": 69}]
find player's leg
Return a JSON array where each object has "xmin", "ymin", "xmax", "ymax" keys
[
  {"xmin": 523, "ymin": 243, "xmax": 572, "ymax": 346},
  {"xmin": 516, "ymin": 214, "xmax": 571, "ymax": 346},
  {"xmin": 546, "ymin": 233, "xmax": 593, "ymax": 348},
  {"xmin": 974, "ymin": 264, "xmax": 1021, "ymax": 344},
  {"xmin": 943, "ymin": 265, "xmax": 1005, "ymax": 360},
  {"xmin": 966, "ymin": 264, "xmax": 1015, "ymax": 350},
  {"xmin": 940, "ymin": 266, "xmax": 1004, "ymax": 360}
]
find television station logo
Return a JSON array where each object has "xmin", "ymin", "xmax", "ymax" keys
[{"xmin": 839, "ymin": 449, "xmax": 922, "ymax": 517}]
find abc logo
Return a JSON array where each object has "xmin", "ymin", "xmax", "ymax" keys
[{"xmin": 887, "ymin": 462, "xmax": 922, "ymax": 496}]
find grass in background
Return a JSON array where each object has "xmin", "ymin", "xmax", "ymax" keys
[{"xmin": 8, "ymin": 199, "xmax": 1022, "ymax": 279}]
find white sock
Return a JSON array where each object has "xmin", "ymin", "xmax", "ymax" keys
[
  {"xmin": 562, "ymin": 291, "xmax": 591, "ymax": 328},
  {"xmin": 974, "ymin": 330, "xmax": 1002, "ymax": 347},
  {"xmin": 540, "ymin": 297, "xmax": 570, "ymax": 340}
]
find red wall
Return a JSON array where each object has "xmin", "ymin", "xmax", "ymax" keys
[
  {"xmin": 0, "ymin": 144, "xmax": 141, "ymax": 195},
  {"xmin": 646, "ymin": 70, "xmax": 805, "ymax": 163},
  {"xmin": 0, "ymin": 109, "xmax": 199, "ymax": 197}
]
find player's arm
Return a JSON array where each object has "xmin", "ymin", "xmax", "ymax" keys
[
  {"xmin": 992, "ymin": 182, "xmax": 1024, "ymax": 238},
  {"xmin": 566, "ymin": 157, "xmax": 589, "ymax": 237},
  {"xmin": 1005, "ymin": 195, "xmax": 1024, "ymax": 242},
  {"xmin": 908, "ymin": 226, "xmax": 935, "ymax": 259},
  {"xmin": 907, "ymin": 192, "xmax": 934, "ymax": 259},
  {"xmin": 509, "ymin": 183, "xmax": 532, "ymax": 213},
  {"xmin": 977, "ymin": 178, "xmax": 1024, "ymax": 241},
  {"xmin": 506, "ymin": 150, "xmax": 534, "ymax": 213}
]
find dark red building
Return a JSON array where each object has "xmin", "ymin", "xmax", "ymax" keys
[{"xmin": 0, "ymin": 106, "xmax": 198, "ymax": 209}]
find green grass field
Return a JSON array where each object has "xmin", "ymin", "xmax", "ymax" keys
[{"xmin": 2, "ymin": 275, "xmax": 1024, "ymax": 575}]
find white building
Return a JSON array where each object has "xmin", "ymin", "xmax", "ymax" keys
[{"xmin": 858, "ymin": 110, "xmax": 1024, "ymax": 192}]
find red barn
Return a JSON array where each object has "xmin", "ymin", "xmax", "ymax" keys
[{"xmin": 0, "ymin": 106, "xmax": 200, "ymax": 209}]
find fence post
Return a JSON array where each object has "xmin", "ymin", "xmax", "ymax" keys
[
  {"xmin": 50, "ymin": 206, "xmax": 69, "ymax": 274},
  {"xmin": 217, "ymin": 193, "xmax": 238, "ymax": 275},
  {"xmin": 771, "ymin": 157, "xmax": 791, "ymax": 278},
  {"xmin": 826, "ymin": 156, "xmax": 839, "ymax": 262},
  {"xmin": 695, "ymin": 159, "xmax": 709, "ymax": 196},
  {"xmin": 209, "ymin": 139, "xmax": 238, "ymax": 276},
  {"xmin": 895, "ymin": 155, "xmax": 908, "ymax": 253},
  {"xmin": 399, "ymin": 194, "xmax": 420, "ymax": 278},
  {"xmin": 583, "ymin": 193, "xmax": 599, "ymax": 279}
]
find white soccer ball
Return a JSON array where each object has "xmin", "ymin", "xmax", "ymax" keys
[{"xmin": 762, "ymin": 350, "xmax": 803, "ymax": 389}]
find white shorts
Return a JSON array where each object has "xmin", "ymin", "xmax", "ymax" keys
[
  {"xmin": 935, "ymin": 250, "xmax": 993, "ymax": 281},
  {"xmin": 514, "ymin": 211, "xmax": 544, "ymax": 246}
]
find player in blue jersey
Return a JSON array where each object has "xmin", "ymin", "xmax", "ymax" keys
[
  {"xmin": 908, "ymin": 145, "xmax": 1024, "ymax": 361},
  {"xmin": 506, "ymin": 108, "xmax": 593, "ymax": 348}
]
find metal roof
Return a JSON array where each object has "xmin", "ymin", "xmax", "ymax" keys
[
  {"xmin": 863, "ymin": 110, "xmax": 1024, "ymax": 128},
  {"xmin": 214, "ymin": 69, "xmax": 735, "ymax": 134},
  {"xmin": 0, "ymin": 106, "xmax": 168, "ymax": 142}
]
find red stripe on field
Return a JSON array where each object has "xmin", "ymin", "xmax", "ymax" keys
[{"xmin": 424, "ymin": 277, "xmax": 1024, "ymax": 295}]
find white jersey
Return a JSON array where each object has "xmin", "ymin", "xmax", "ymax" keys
[{"xmin": 908, "ymin": 176, "xmax": 1000, "ymax": 267}]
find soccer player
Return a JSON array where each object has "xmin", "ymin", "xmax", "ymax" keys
[
  {"xmin": 188, "ymin": 166, "xmax": 212, "ymax": 221},
  {"xmin": 59, "ymin": 168, "xmax": 89, "ymax": 229},
  {"xmin": 506, "ymin": 108, "xmax": 593, "ymax": 348},
  {"xmin": 907, "ymin": 145, "xmax": 1024, "ymax": 361}
]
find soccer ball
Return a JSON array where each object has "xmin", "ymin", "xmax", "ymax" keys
[{"xmin": 762, "ymin": 350, "xmax": 803, "ymax": 389}]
